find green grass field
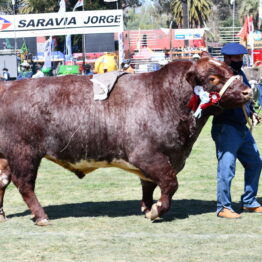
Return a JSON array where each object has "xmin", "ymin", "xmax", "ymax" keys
[{"xmin": 0, "ymin": 119, "xmax": 262, "ymax": 262}]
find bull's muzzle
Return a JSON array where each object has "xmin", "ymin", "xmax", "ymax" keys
[{"xmin": 242, "ymin": 88, "xmax": 252, "ymax": 100}]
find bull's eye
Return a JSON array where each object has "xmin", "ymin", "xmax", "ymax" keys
[{"xmin": 208, "ymin": 75, "xmax": 220, "ymax": 85}]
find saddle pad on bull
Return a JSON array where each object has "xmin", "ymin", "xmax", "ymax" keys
[{"xmin": 91, "ymin": 71, "xmax": 127, "ymax": 100}]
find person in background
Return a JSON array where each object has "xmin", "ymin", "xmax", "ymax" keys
[
  {"xmin": 84, "ymin": 64, "xmax": 93, "ymax": 76},
  {"xmin": 17, "ymin": 61, "xmax": 33, "ymax": 80},
  {"xmin": 211, "ymin": 42, "xmax": 262, "ymax": 219},
  {"xmin": 2, "ymin": 68, "xmax": 10, "ymax": 81},
  {"xmin": 192, "ymin": 53, "xmax": 200, "ymax": 62},
  {"xmin": 121, "ymin": 59, "xmax": 135, "ymax": 73},
  {"xmin": 32, "ymin": 65, "xmax": 44, "ymax": 79}
]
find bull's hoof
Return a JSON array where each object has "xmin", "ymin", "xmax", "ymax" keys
[
  {"xmin": 145, "ymin": 203, "xmax": 159, "ymax": 220},
  {"xmin": 35, "ymin": 218, "xmax": 49, "ymax": 226},
  {"xmin": 141, "ymin": 205, "xmax": 146, "ymax": 213},
  {"xmin": 0, "ymin": 214, "xmax": 7, "ymax": 222}
]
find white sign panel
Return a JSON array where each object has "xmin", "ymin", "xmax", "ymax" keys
[
  {"xmin": 175, "ymin": 29, "xmax": 205, "ymax": 40},
  {"xmin": 0, "ymin": 10, "xmax": 123, "ymax": 38}
]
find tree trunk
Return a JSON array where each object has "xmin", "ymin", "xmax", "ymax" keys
[{"xmin": 181, "ymin": 0, "xmax": 188, "ymax": 29}]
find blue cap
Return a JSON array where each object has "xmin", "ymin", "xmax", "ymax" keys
[{"xmin": 221, "ymin": 43, "xmax": 248, "ymax": 55}]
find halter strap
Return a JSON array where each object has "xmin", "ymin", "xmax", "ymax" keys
[{"xmin": 219, "ymin": 75, "xmax": 241, "ymax": 97}]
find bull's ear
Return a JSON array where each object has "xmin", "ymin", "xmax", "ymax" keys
[
  {"xmin": 186, "ymin": 70, "xmax": 198, "ymax": 87},
  {"xmin": 200, "ymin": 51, "xmax": 212, "ymax": 58}
]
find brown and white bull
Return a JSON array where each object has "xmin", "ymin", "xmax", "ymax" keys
[{"xmin": 0, "ymin": 57, "xmax": 251, "ymax": 225}]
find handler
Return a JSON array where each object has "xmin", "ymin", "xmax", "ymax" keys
[
  {"xmin": 121, "ymin": 59, "xmax": 135, "ymax": 73},
  {"xmin": 211, "ymin": 43, "xmax": 262, "ymax": 219}
]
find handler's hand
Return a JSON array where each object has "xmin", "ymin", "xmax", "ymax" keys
[{"xmin": 252, "ymin": 113, "xmax": 262, "ymax": 126}]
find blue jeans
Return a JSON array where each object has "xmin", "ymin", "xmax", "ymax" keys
[{"xmin": 211, "ymin": 123, "xmax": 262, "ymax": 214}]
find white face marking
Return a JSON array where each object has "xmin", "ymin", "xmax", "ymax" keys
[{"xmin": 210, "ymin": 60, "xmax": 222, "ymax": 66}]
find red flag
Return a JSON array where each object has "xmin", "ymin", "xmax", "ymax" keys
[
  {"xmin": 236, "ymin": 17, "xmax": 248, "ymax": 40},
  {"xmin": 236, "ymin": 16, "xmax": 254, "ymax": 40}
]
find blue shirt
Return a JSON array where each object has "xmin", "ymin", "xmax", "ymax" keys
[
  {"xmin": 17, "ymin": 71, "xmax": 33, "ymax": 80},
  {"xmin": 213, "ymin": 70, "xmax": 253, "ymax": 125}
]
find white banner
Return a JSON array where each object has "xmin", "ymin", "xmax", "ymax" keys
[{"xmin": 0, "ymin": 10, "xmax": 124, "ymax": 38}]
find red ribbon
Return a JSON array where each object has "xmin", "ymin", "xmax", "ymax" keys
[
  {"xmin": 187, "ymin": 94, "xmax": 200, "ymax": 112},
  {"xmin": 200, "ymin": 92, "xmax": 220, "ymax": 109}
]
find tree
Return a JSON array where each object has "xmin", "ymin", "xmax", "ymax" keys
[
  {"xmin": 211, "ymin": 0, "xmax": 232, "ymax": 26},
  {"xmin": 17, "ymin": 0, "xmax": 141, "ymax": 14},
  {"xmin": 239, "ymin": 0, "xmax": 259, "ymax": 30},
  {"xmin": 19, "ymin": 0, "xmax": 57, "ymax": 13},
  {"xmin": 171, "ymin": 0, "xmax": 212, "ymax": 28},
  {"xmin": 181, "ymin": 0, "xmax": 188, "ymax": 28},
  {"xmin": 0, "ymin": 0, "xmax": 20, "ymax": 14},
  {"xmin": 125, "ymin": 4, "xmax": 169, "ymax": 29}
]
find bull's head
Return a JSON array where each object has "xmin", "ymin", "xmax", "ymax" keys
[{"xmin": 186, "ymin": 57, "xmax": 252, "ymax": 109}]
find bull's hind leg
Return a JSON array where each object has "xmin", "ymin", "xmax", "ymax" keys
[
  {"xmin": 0, "ymin": 158, "xmax": 11, "ymax": 222},
  {"xmin": 140, "ymin": 179, "xmax": 157, "ymax": 214},
  {"xmin": 131, "ymin": 152, "xmax": 178, "ymax": 220},
  {"xmin": 8, "ymin": 153, "xmax": 49, "ymax": 226}
]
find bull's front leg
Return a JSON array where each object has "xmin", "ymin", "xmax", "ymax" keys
[
  {"xmin": 131, "ymin": 152, "xmax": 178, "ymax": 220},
  {"xmin": 8, "ymin": 153, "xmax": 49, "ymax": 226},
  {"xmin": 0, "ymin": 158, "xmax": 11, "ymax": 222},
  {"xmin": 140, "ymin": 179, "xmax": 157, "ymax": 214}
]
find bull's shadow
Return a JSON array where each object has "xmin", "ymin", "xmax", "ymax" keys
[{"xmin": 8, "ymin": 198, "xmax": 255, "ymax": 221}]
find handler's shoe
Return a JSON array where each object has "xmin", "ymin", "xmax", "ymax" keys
[
  {"xmin": 242, "ymin": 206, "xmax": 262, "ymax": 213},
  {"xmin": 217, "ymin": 208, "xmax": 241, "ymax": 219}
]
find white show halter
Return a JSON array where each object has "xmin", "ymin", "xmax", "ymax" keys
[{"xmin": 193, "ymin": 75, "xmax": 241, "ymax": 118}]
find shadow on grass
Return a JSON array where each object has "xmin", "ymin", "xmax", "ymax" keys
[{"xmin": 7, "ymin": 198, "xmax": 250, "ymax": 222}]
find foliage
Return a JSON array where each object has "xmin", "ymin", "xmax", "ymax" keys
[
  {"xmin": 0, "ymin": 0, "xmax": 12, "ymax": 13},
  {"xmin": 16, "ymin": 0, "xmax": 141, "ymax": 14},
  {"xmin": 125, "ymin": 4, "xmax": 169, "ymax": 29},
  {"xmin": 19, "ymin": 0, "xmax": 57, "ymax": 13},
  {"xmin": 171, "ymin": 0, "xmax": 212, "ymax": 28},
  {"xmin": 211, "ymin": 0, "xmax": 233, "ymax": 27},
  {"xmin": 0, "ymin": 0, "xmax": 26, "ymax": 14},
  {"xmin": 239, "ymin": 0, "xmax": 259, "ymax": 30}
]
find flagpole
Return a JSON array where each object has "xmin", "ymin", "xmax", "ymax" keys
[
  {"xmin": 82, "ymin": 1, "xmax": 86, "ymax": 73},
  {"xmin": 232, "ymin": 0, "xmax": 235, "ymax": 42},
  {"xmin": 250, "ymin": 16, "xmax": 254, "ymax": 66},
  {"xmin": 12, "ymin": 0, "xmax": 18, "ymax": 77}
]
